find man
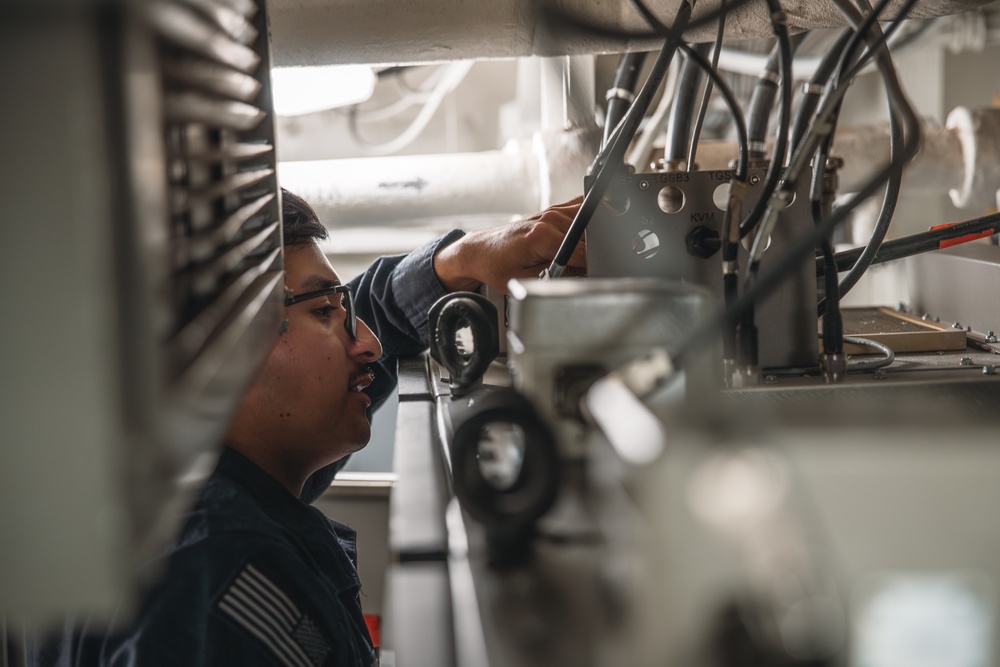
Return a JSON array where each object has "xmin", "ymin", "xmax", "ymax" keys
[{"xmin": 31, "ymin": 190, "xmax": 585, "ymax": 666}]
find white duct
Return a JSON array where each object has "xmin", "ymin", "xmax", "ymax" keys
[
  {"xmin": 693, "ymin": 108, "xmax": 1000, "ymax": 210},
  {"xmin": 277, "ymin": 127, "xmax": 599, "ymax": 228},
  {"xmin": 279, "ymin": 107, "xmax": 1000, "ymax": 231},
  {"xmin": 268, "ymin": 0, "xmax": 993, "ymax": 67}
]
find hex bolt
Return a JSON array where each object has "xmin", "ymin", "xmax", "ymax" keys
[
  {"xmin": 984, "ymin": 365, "xmax": 998, "ymax": 375},
  {"xmin": 953, "ymin": 322, "xmax": 963, "ymax": 329},
  {"xmin": 873, "ymin": 369, "xmax": 888, "ymax": 380},
  {"xmin": 895, "ymin": 302, "xmax": 906, "ymax": 312},
  {"xmin": 921, "ymin": 313, "xmax": 931, "ymax": 321},
  {"xmin": 765, "ymin": 375, "xmax": 778, "ymax": 384},
  {"xmin": 986, "ymin": 331, "xmax": 998, "ymax": 344},
  {"xmin": 749, "ymin": 175, "xmax": 761, "ymax": 186},
  {"xmin": 961, "ymin": 356, "xmax": 974, "ymax": 366}
]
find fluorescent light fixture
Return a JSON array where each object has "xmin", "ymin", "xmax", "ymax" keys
[{"xmin": 270, "ymin": 65, "xmax": 376, "ymax": 116}]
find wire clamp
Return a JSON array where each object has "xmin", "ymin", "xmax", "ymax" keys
[
  {"xmin": 605, "ymin": 87, "xmax": 636, "ymax": 103},
  {"xmin": 802, "ymin": 82, "xmax": 825, "ymax": 95},
  {"xmin": 758, "ymin": 68, "xmax": 781, "ymax": 86}
]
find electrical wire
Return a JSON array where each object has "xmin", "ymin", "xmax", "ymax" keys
[
  {"xmin": 667, "ymin": 1, "xmax": 923, "ymax": 373},
  {"xmin": 538, "ymin": 0, "xmax": 751, "ymax": 179},
  {"xmin": 537, "ymin": 0, "xmax": 760, "ymax": 42},
  {"xmin": 687, "ymin": 0, "xmax": 727, "ymax": 171},
  {"xmin": 788, "ymin": 29, "xmax": 853, "ymax": 157},
  {"xmin": 843, "ymin": 336, "xmax": 895, "ymax": 371},
  {"xmin": 347, "ymin": 61, "xmax": 473, "ymax": 156},
  {"xmin": 626, "ymin": 58, "xmax": 680, "ymax": 169},
  {"xmin": 604, "ymin": 52, "xmax": 650, "ymax": 149},
  {"xmin": 665, "ymin": 44, "xmax": 712, "ymax": 164},
  {"xmin": 714, "ymin": 17, "xmax": 942, "ymax": 79},
  {"xmin": 817, "ymin": 212, "xmax": 1000, "ymax": 274},
  {"xmin": 736, "ymin": 0, "xmax": 794, "ymax": 240},
  {"xmin": 744, "ymin": 0, "xmax": 913, "ymax": 275},
  {"xmin": 815, "ymin": 0, "xmax": 909, "ymax": 315},
  {"xmin": 544, "ymin": 1, "xmax": 694, "ymax": 278}
]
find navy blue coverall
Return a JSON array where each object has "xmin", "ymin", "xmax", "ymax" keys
[{"xmin": 30, "ymin": 230, "xmax": 465, "ymax": 667}]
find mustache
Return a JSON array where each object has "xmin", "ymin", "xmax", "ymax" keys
[{"xmin": 349, "ymin": 364, "xmax": 376, "ymax": 387}]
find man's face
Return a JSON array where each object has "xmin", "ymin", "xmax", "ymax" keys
[{"xmin": 235, "ymin": 241, "xmax": 382, "ymax": 469}]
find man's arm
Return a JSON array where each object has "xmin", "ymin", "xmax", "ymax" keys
[
  {"xmin": 300, "ymin": 199, "xmax": 583, "ymax": 502},
  {"xmin": 351, "ymin": 196, "xmax": 585, "ymax": 398},
  {"xmin": 432, "ymin": 197, "xmax": 586, "ymax": 293}
]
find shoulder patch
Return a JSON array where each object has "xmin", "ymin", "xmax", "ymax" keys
[{"xmin": 218, "ymin": 563, "xmax": 331, "ymax": 667}]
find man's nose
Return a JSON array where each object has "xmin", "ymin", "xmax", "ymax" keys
[{"xmin": 352, "ymin": 318, "xmax": 383, "ymax": 361}]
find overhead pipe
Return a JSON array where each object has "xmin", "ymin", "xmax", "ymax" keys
[
  {"xmin": 277, "ymin": 128, "xmax": 600, "ymax": 228},
  {"xmin": 688, "ymin": 108, "xmax": 1000, "ymax": 210},
  {"xmin": 268, "ymin": 0, "xmax": 994, "ymax": 67}
]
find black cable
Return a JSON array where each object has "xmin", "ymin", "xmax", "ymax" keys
[
  {"xmin": 819, "ymin": 115, "xmax": 902, "ymax": 313},
  {"xmin": 789, "ymin": 29, "xmax": 853, "ymax": 154},
  {"xmin": 817, "ymin": 213, "xmax": 1000, "ymax": 274},
  {"xmin": 814, "ymin": 198, "xmax": 844, "ymax": 355},
  {"xmin": 743, "ymin": 0, "xmax": 909, "ymax": 274},
  {"xmin": 545, "ymin": 1, "xmax": 694, "ymax": 278},
  {"xmin": 546, "ymin": 0, "xmax": 755, "ymax": 277},
  {"xmin": 603, "ymin": 52, "xmax": 649, "ymax": 149},
  {"xmin": 725, "ymin": 0, "xmax": 792, "ymax": 369},
  {"xmin": 745, "ymin": 33, "xmax": 804, "ymax": 160},
  {"xmin": 686, "ymin": 0, "xmax": 727, "ymax": 171},
  {"xmin": 665, "ymin": 44, "xmax": 712, "ymax": 164},
  {"xmin": 542, "ymin": 0, "xmax": 751, "ymax": 181},
  {"xmin": 669, "ymin": 0, "xmax": 923, "ymax": 372},
  {"xmin": 735, "ymin": 0, "xmax": 794, "ymax": 239},
  {"xmin": 538, "ymin": 0, "xmax": 759, "ymax": 43},
  {"xmin": 815, "ymin": 0, "xmax": 908, "ymax": 315},
  {"xmin": 630, "ymin": 0, "xmax": 750, "ymax": 180}
]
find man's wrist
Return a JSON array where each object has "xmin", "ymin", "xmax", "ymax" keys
[{"xmin": 433, "ymin": 232, "xmax": 482, "ymax": 292}]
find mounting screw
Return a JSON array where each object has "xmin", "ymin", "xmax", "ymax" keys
[
  {"xmin": 961, "ymin": 356, "xmax": 974, "ymax": 366},
  {"xmin": 985, "ymin": 365, "xmax": 998, "ymax": 375},
  {"xmin": 873, "ymin": 369, "xmax": 888, "ymax": 380},
  {"xmin": 987, "ymin": 331, "xmax": 998, "ymax": 344},
  {"xmin": 638, "ymin": 180, "xmax": 649, "ymax": 191},
  {"xmin": 749, "ymin": 175, "xmax": 761, "ymax": 186}
]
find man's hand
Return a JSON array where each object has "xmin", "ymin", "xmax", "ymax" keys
[{"xmin": 433, "ymin": 197, "xmax": 587, "ymax": 293}]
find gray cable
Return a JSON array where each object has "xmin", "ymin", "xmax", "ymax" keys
[{"xmin": 844, "ymin": 335, "xmax": 895, "ymax": 371}]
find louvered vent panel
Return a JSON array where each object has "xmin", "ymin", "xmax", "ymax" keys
[{"xmin": 149, "ymin": 0, "xmax": 282, "ymax": 380}]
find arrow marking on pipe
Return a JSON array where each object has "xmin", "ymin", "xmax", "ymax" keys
[{"xmin": 378, "ymin": 178, "xmax": 428, "ymax": 191}]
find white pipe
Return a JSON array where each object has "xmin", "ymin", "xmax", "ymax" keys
[
  {"xmin": 688, "ymin": 113, "xmax": 997, "ymax": 205},
  {"xmin": 267, "ymin": 0, "xmax": 994, "ymax": 67},
  {"xmin": 277, "ymin": 128, "xmax": 598, "ymax": 227}
]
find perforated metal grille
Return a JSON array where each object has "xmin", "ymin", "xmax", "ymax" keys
[{"xmin": 149, "ymin": 0, "xmax": 282, "ymax": 379}]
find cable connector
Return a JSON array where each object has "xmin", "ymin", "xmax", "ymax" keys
[{"xmin": 821, "ymin": 352, "xmax": 847, "ymax": 384}]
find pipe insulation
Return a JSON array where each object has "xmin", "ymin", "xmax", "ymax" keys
[
  {"xmin": 277, "ymin": 128, "xmax": 598, "ymax": 228},
  {"xmin": 268, "ymin": 0, "xmax": 994, "ymax": 67},
  {"xmin": 279, "ymin": 107, "xmax": 1000, "ymax": 232},
  {"xmin": 692, "ymin": 108, "xmax": 1000, "ymax": 209}
]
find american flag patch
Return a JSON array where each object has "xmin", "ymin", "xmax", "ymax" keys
[{"xmin": 218, "ymin": 563, "xmax": 330, "ymax": 667}]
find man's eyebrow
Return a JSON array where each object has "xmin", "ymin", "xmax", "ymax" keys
[{"xmin": 298, "ymin": 275, "xmax": 341, "ymax": 292}]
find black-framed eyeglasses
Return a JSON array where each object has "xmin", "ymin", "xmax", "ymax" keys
[{"xmin": 285, "ymin": 284, "xmax": 357, "ymax": 340}]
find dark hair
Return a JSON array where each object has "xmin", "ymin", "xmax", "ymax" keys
[{"xmin": 281, "ymin": 188, "xmax": 329, "ymax": 246}]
